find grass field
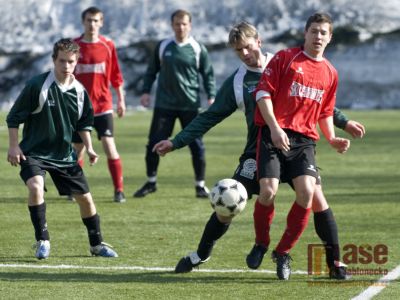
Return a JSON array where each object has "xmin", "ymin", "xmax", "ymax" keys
[{"xmin": 0, "ymin": 110, "xmax": 399, "ymax": 299}]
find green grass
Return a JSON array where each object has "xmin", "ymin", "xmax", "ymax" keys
[{"xmin": 0, "ymin": 110, "xmax": 399, "ymax": 299}]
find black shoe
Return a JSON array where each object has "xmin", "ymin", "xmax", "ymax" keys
[
  {"xmin": 195, "ymin": 186, "xmax": 210, "ymax": 198},
  {"xmin": 246, "ymin": 244, "xmax": 268, "ymax": 269},
  {"xmin": 133, "ymin": 182, "xmax": 157, "ymax": 198},
  {"xmin": 329, "ymin": 261, "xmax": 350, "ymax": 280},
  {"xmin": 175, "ymin": 252, "xmax": 209, "ymax": 273},
  {"xmin": 114, "ymin": 191, "xmax": 126, "ymax": 203},
  {"xmin": 272, "ymin": 250, "xmax": 292, "ymax": 280}
]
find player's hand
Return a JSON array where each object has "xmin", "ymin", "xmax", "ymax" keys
[
  {"xmin": 140, "ymin": 93, "xmax": 151, "ymax": 108},
  {"xmin": 152, "ymin": 140, "xmax": 173, "ymax": 156},
  {"xmin": 207, "ymin": 98, "xmax": 215, "ymax": 106},
  {"xmin": 117, "ymin": 101, "xmax": 126, "ymax": 118},
  {"xmin": 270, "ymin": 127, "xmax": 290, "ymax": 152},
  {"xmin": 329, "ymin": 137, "xmax": 350, "ymax": 154},
  {"xmin": 7, "ymin": 146, "xmax": 26, "ymax": 166},
  {"xmin": 345, "ymin": 120, "xmax": 365, "ymax": 138},
  {"xmin": 86, "ymin": 148, "xmax": 99, "ymax": 165}
]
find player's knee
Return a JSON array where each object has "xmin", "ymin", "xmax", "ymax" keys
[{"xmin": 258, "ymin": 186, "xmax": 276, "ymax": 205}]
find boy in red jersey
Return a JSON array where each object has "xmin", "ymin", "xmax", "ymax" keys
[
  {"xmin": 250, "ymin": 12, "xmax": 350, "ymax": 280},
  {"xmin": 72, "ymin": 6, "xmax": 126, "ymax": 203}
]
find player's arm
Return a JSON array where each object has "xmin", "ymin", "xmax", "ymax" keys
[
  {"xmin": 256, "ymin": 95, "xmax": 290, "ymax": 151},
  {"xmin": 199, "ymin": 44, "xmax": 216, "ymax": 106},
  {"xmin": 77, "ymin": 130, "xmax": 98, "ymax": 165},
  {"xmin": 140, "ymin": 42, "xmax": 162, "ymax": 108},
  {"xmin": 319, "ymin": 116, "xmax": 350, "ymax": 154},
  {"xmin": 115, "ymin": 85, "xmax": 126, "ymax": 117},
  {"xmin": 7, "ymin": 128, "xmax": 26, "ymax": 166},
  {"xmin": 334, "ymin": 107, "xmax": 365, "ymax": 138}
]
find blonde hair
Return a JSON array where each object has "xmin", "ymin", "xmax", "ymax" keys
[{"xmin": 228, "ymin": 22, "xmax": 259, "ymax": 47}]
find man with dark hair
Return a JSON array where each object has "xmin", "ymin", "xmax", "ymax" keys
[
  {"xmin": 6, "ymin": 38, "xmax": 118, "ymax": 259},
  {"xmin": 72, "ymin": 6, "xmax": 126, "ymax": 203},
  {"xmin": 134, "ymin": 9, "xmax": 216, "ymax": 199},
  {"xmin": 252, "ymin": 12, "xmax": 350, "ymax": 280}
]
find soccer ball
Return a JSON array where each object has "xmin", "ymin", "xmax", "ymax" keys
[{"xmin": 209, "ymin": 178, "xmax": 248, "ymax": 217}]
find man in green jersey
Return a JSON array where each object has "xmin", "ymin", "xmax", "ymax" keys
[
  {"xmin": 6, "ymin": 38, "xmax": 118, "ymax": 259},
  {"xmin": 153, "ymin": 22, "xmax": 365, "ymax": 278},
  {"xmin": 134, "ymin": 9, "xmax": 216, "ymax": 199}
]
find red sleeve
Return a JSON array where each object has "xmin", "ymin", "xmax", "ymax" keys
[
  {"xmin": 109, "ymin": 41, "xmax": 124, "ymax": 88},
  {"xmin": 319, "ymin": 65, "xmax": 338, "ymax": 120}
]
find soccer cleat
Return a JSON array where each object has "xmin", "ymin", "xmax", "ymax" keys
[
  {"xmin": 33, "ymin": 240, "xmax": 50, "ymax": 260},
  {"xmin": 90, "ymin": 242, "xmax": 118, "ymax": 257},
  {"xmin": 246, "ymin": 244, "xmax": 268, "ymax": 269},
  {"xmin": 133, "ymin": 182, "xmax": 157, "ymax": 198},
  {"xmin": 329, "ymin": 261, "xmax": 350, "ymax": 280},
  {"xmin": 114, "ymin": 191, "xmax": 126, "ymax": 203},
  {"xmin": 175, "ymin": 252, "xmax": 210, "ymax": 273},
  {"xmin": 195, "ymin": 186, "xmax": 210, "ymax": 198},
  {"xmin": 272, "ymin": 250, "xmax": 292, "ymax": 280}
]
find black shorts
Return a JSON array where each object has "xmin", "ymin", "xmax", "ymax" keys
[
  {"xmin": 257, "ymin": 127, "xmax": 318, "ymax": 182},
  {"xmin": 72, "ymin": 113, "xmax": 113, "ymax": 142},
  {"xmin": 232, "ymin": 154, "xmax": 259, "ymax": 199},
  {"xmin": 20, "ymin": 157, "xmax": 90, "ymax": 196}
]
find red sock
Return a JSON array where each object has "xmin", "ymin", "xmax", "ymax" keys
[
  {"xmin": 275, "ymin": 202, "xmax": 311, "ymax": 254},
  {"xmin": 107, "ymin": 158, "xmax": 124, "ymax": 192},
  {"xmin": 253, "ymin": 200, "xmax": 275, "ymax": 247},
  {"xmin": 77, "ymin": 159, "xmax": 84, "ymax": 168}
]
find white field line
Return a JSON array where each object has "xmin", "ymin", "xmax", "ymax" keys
[
  {"xmin": 0, "ymin": 263, "xmax": 307, "ymax": 274},
  {"xmin": 351, "ymin": 265, "xmax": 400, "ymax": 300}
]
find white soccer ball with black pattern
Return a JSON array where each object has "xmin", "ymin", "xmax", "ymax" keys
[{"xmin": 209, "ymin": 178, "xmax": 248, "ymax": 217}]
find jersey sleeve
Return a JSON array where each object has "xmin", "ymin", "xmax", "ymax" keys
[
  {"xmin": 76, "ymin": 91, "xmax": 94, "ymax": 132},
  {"xmin": 109, "ymin": 41, "xmax": 124, "ymax": 89},
  {"xmin": 333, "ymin": 107, "xmax": 349, "ymax": 129},
  {"xmin": 6, "ymin": 82, "xmax": 40, "ymax": 128},
  {"xmin": 141, "ymin": 41, "xmax": 162, "ymax": 94},
  {"xmin": 198, "ymin": 44, "xmax": 216, "ymax": 99},
  {"xmin": 319, "ymin": 68, "xmax": 338, "ymax": 120},
  {"xmin": 172, "ymin": 76, "xmax": 237, "ymax": 149},
  {"xmin": 254, "ymin": 50, "xmax": 284, "ymax": 101}
]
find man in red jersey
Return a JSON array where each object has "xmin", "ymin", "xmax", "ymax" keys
[
  {"xmin": 249, "ymin": 12, "xmax": 350, "ymax": 280},
  {"xmin": 72, "ymin": 6, "xmax": 126, "ymax": 203}
]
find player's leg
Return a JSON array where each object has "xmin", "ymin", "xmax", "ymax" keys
[
  {"xmin": 175, "ymin": 156, "xmax": 258, "ymax": 273},
  {"xmin": 51, "ymin": 164, "xmax": 118, "ymax": 257},
  {"xmin": 272, "ymin": 142, "xmax": 317, "ymax": 280},
  {"xmin": 95, "ymin": 114, "xmax": 125, "ymax": 203},
  {"xmin": 134, "ymin": 108, "xmax": 176, "ymax": 197},
  {"xmin": 247, "ymin": 129, "xmax": 280, "ymax": 269},
  {"xmin": 20, "ymin": 157, "xmax": 50, "ymax": 259},
  {"xmin": 312, "ymin": 184, "xmax": 348, "ymax": 279},
  {"xmin": 179, "ymin": 110, "xmax": 208, "ymax": 198}
]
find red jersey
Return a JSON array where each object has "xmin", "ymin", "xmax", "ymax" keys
[
  {"xmin": 254, "ymin": 47, "xmax": 337, "ymax": 140},
  {"xmin": 74, "ymin": 35, "xmax": 124, "ymax": 115}
]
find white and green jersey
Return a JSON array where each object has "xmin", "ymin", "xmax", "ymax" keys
[
  {"xmin": 171, "ymin": 53, "xmax": 349, "ymax": 158},
  {"xmin": 7, "ymin": 70, "xmax": 93, "ymax": 167},
  {"xmin": 142, "ymin": 36, "xmax": 216, "ymax": 111}
]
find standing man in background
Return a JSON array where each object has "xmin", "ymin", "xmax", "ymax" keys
[
  {"xmin": 73, "ymin": 6, "xmax": 126, "ymax": 203},
  {"xmin": 134, "ymin": 9, "xmax": 216, "ymax": 199}
]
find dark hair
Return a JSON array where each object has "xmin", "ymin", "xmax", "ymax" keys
[
  {"xmin": 170, "ymin": 9, "xmax": 192, "ymax": 23},
  {"xmin": 228, "ymin": 21, "xmax": 259, "ymax": 47},
  {"xmin": 52, "ymin": 38, "xmax": 80, "ymax": 60},
  {"xmin": 81, "ymin": 6, "xmax": 103, "ymax": 21},
  {"xmin": 305, "ymin": 12, "xmax": 333, "ymax": 32}
]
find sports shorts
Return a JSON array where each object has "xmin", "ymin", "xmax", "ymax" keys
[
  {"xmin": 257, "ymin": 127, "xmax": 318, "ymax": 182},
  {"xmin": 72, "ymin": 113, "xmax": 113, "ymax": 142},
  {"xmin": 232, "ymin": 154, "xmax": 259, "ymax": 199},
  {"xmin": 20, "ymin": 157, "xmax": 90, "ymax": 196}
]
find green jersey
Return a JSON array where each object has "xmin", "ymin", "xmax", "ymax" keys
[
  {"xmin": 142, "ymin": 37, "xmax": 216, "ymax": 111},
  {"xmin": 171, "ymin": 53, "xmax": 349, "ymax": 157},
  {"xmin": 7, "ymin": 71, "xmax": 94, "ymax": 167}
]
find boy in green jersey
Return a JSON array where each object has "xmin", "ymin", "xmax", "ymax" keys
[{"xmin": 6, "ymin": 38, "xmax": 118, "ymax": 259}]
